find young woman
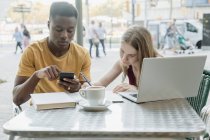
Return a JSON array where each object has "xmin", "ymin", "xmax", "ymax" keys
[{"xmin": 85, "ymin": 25, "xmax": 161, "ymax": 93}]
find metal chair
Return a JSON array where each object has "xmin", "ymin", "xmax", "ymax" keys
[
  {"xmin": 186, "ymin": 69, "xmax": 210, "ymax": 115},
  {"xmin": 200, "ymin": 105, "xmax": 210, "ymax": 140},
  {"xmin": 186, "ymin": 69, "xmax": 210, "ymax": 140}
]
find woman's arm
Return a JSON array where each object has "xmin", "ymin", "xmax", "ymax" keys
[{"xmin": 94, "ymin": 60, "xmax": 122, "ymax": 87}]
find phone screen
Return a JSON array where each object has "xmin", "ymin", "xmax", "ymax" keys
[{"xmin": 59, "ymin": 72, "xmax": 74, "ymax": 81}]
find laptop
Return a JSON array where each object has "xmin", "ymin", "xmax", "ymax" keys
[{"xmin": 119, "ymin": 55, "xmax": 207, "ymax": 103}]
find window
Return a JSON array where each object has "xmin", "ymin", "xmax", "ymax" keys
[{"xmin": 186, "ymin": 22, "xmax": 198, "ymax": 33}]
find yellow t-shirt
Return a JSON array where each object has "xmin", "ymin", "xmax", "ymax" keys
[{"xmin": 17, "ymin": 38, "xmax": 91, "ymax": 93}]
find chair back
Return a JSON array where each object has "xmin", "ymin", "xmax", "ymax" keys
[
  {"xmin": 13, "ymin": 103, "xmax": 22, "ymax": 116},
  {"xmin": 186, "ymin": 69, "xmax": 210, "ymax": 114}
]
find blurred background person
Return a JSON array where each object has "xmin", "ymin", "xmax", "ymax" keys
[
  {"xmin": 87, "ymin": 20, "xmax": 100, "ymax": 58},
  {"xmin": 97, "ymin": 22, "xmax": 107, "ymax": 56},
  {"xmin": 13, "ymin": 26, "xmax": 23, "ymax": 54},
  {"xmin": 164, "ymin": 19, "xmax": 179, "ymax": 50},
  {"xmin": 21, "ymin": 24, "xmax": 31, "ymax": 48}
]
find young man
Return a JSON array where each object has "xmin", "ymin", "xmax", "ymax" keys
[{"xmin": 13, "ymin": 2, "xmax": 91, "ymax": 106}]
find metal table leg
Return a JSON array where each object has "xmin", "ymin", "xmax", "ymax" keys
[{"xmin": 9, "ymin": 135, "xmax": 15, "ymax": 140}]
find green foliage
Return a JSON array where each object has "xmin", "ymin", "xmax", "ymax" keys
[
  {"xmin": 7, "ymin": 2, "xmax": 50, "ymax": 24},
  {"xmin": 7, "ymin": 1, "xmax": 123, "ymax": 23},
  {"xmin": 89, "ymin": 0, "xmax": 123, "ymax": 17}
]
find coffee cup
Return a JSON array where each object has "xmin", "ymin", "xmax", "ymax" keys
[{"xmin": 79, "ymin": 86, "xmax": 105, "ymax": 106}]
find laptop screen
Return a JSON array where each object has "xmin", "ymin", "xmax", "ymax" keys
[{"xmin": 137, "ymin": 55, "xmax": 206, "ymax": 103}]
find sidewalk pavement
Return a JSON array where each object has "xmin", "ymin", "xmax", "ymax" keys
[{"xmin": 0, "ymin": 43, "xmax": 210, "ymax": 139}]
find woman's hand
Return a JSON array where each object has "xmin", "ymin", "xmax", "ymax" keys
[{"xmin": 113, "ymin": 83, "xmax": 137, "ymax": 93}]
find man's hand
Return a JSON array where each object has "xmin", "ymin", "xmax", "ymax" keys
[
  {"xmin": 113, "ymin": 83, "xmax": 137, "ymax": 93},
  {"xmin": 36, "ymin": 65, "xmax": 60, "ymax": 80},
  {"xmin": 58, "ymin": 76, "xmax": 81, "ymax": 93}
]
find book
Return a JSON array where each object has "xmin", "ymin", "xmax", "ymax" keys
[{"xmin": 30, "ymin": 92, "xmax": 76, "ymax": 111}]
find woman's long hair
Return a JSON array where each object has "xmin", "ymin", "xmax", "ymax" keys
[{"xmin": 121, "ymin": 25, "xmax": 160, "ymax": 86}]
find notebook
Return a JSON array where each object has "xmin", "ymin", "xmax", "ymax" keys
[
  {"xmin": 119, "ymin": 55, "xmax": 207, "ymax": 103},
  {"xmin": 31, "ymin": 92, "xmax": 76, "ymax": 110}
]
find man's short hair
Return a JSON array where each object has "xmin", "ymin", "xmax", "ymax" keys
[{"xmin": 49, "ymin": 2, "xmax": 78, "ymax": 20}]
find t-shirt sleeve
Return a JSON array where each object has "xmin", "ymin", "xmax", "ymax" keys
[
  {"xmin": 17, "ymin": 47, "xmax": 35, "ymax": 77},
  {"xmin": 80, "ymin": 50, "xmax": 91, "ymax": 81}
]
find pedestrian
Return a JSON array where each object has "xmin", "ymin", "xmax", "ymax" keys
[
  {"xmin": 13, "ymin": 2, "xmax": 91, "ymax": 106},
  {"xmin": 82, "ymin": 25, "xmax": 161, "ymax": 92},
  {"xmin": 96, "ymin": 22, "xmax": 107, "ymax": 56},
  {"xmin": 13, "ymin": 27, "xmax": 23, "ymax": 54},
  {"xmin": 87, "ymin": 20, "xmax": 100, "ymax": 58},
  {"xmin": 21, "ymin": 24, "xmax": 31, "ymax": 48},
  {"xmin": 164, "ymin": 19, "xmax": 179, "ymax": 50}
]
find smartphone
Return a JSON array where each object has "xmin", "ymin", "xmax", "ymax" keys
[{"xmin": 59, "ymin": 72, "xmax": 74, "ymax": 81}]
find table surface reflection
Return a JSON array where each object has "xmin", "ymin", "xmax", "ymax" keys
[{"xmin": 3, "ymin": 92, "xmax": 206, "ymax": 139}]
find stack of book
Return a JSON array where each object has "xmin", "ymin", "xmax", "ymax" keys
[{"xmin": 30, "ymin": 92, "xmax": 76, "ymax": 111}]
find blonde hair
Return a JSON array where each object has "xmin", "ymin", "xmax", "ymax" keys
[{"xmin": 121, "ymin": 25, "xmax": 159, "ymax": 86}]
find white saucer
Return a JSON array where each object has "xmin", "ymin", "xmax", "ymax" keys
[{"xmin": 79, "ymin": 100, "xmax": 112, "ymax": 111}]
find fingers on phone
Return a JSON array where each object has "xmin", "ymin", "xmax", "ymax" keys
[
  {"xmin": 57, "ymin": 80, "xmax": 80, "ymax": 92},
  {"xmin": 51, "ymin": 66, "xmax": 59, "ymax": 77},
  {"xmin": 44, "ymin": 70, "xmax": 51, "ymax": 80},
  {"xmin": 47, "ymin": 68, "xmax": 54, "ymax": 79},
  {"xmin": 54, "ymin": 65, "xmax": 61, "ymax": 73},
  {"xmin": 47, "ymin": 66, "xmax": 60, "ymax": 80},
  {"xmin": 63, "ymin": 78, "xmax": 79, "ymax": 84},
  {"xmin": 57, "ymin": 82, "xmax": 68, "ymax": 91}
]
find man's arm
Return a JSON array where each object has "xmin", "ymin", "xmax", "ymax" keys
[
  {"xmin": 13, "ymin": 72, "xmax": 40, "ymax": 106},
  {"xmin": 13, "ymin": 65, "xmax": 60, "ymax": 106}
]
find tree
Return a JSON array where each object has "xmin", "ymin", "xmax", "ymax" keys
[
  {"xmin": 7, "ymin": 2, "xmax": 49, "ymax": 24},
  {"xmin": 89, "ymin": 0, "xmax": 123, "ymax": 18}
]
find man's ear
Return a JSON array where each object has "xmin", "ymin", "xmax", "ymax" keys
[{"xmin": 47, "ymin": 21, "xmax": 50, "ymax": 29}]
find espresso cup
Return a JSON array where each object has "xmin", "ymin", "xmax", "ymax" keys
[{"xmin": 79, "ymin": 86, "xmax": 105, "ymax": 106}]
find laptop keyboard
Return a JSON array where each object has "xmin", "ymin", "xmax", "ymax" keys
[{"xmin": 130, "ymin": 93, "xmax": 137, "ymax": 98}]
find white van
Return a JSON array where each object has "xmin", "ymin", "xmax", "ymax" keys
[
  {"xmin": 176, "ymin": 20, "xmax": 202, "ymax": 49},
  {"xmin": 148, "ymin": 19, "xmax": 203, "ymax": 49}
]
